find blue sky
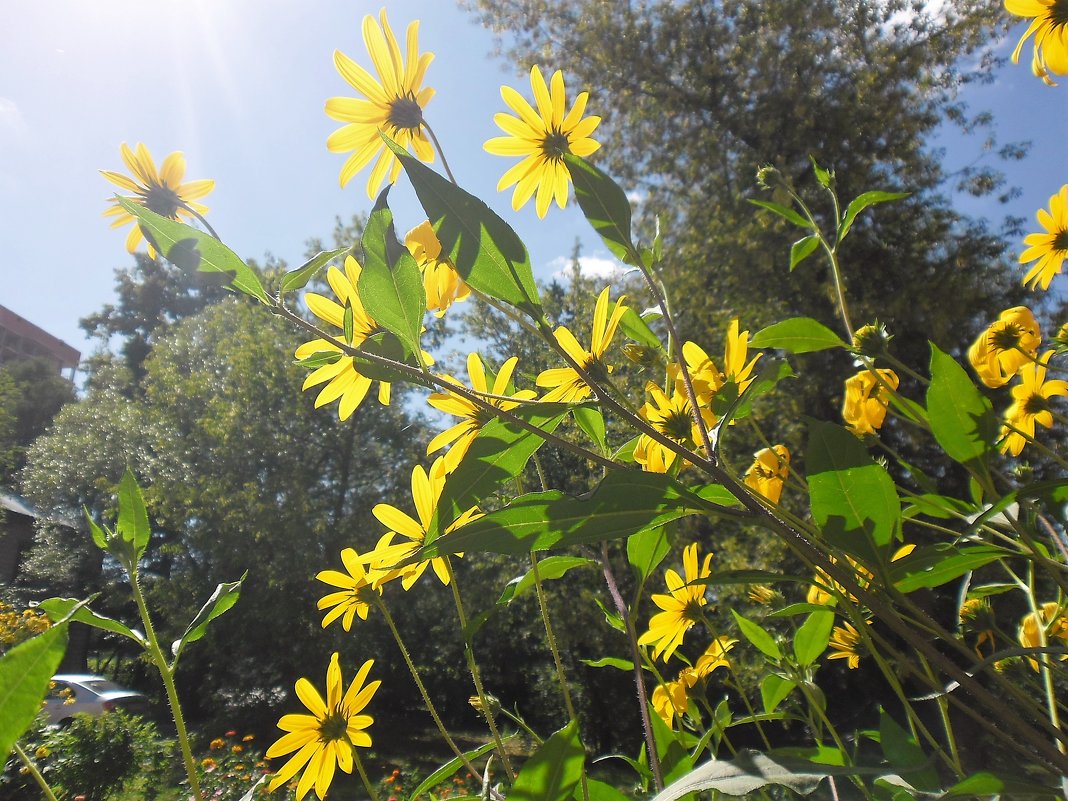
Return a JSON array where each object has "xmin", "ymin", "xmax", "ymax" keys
[{"xmin": 1, "ymin": 1, "xmax": 1065, "ymax": 367}]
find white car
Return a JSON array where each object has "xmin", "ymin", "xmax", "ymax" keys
[{"xmin": 44, "ymin": 674, "xmax": 150, "ymax": 725}]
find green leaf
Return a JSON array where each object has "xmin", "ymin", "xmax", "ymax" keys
[
  {"xmin": 116, "ymin": 467, "xmax": 151, "ymax": 560},
  {"xmin": 751, "ymin": 317, "xmax": 846, "ymax": 353},
  {"xmin": 84, "ymin": 507, "xmax": 108, "ymax": 550},
  {"xmin": 497, "ymin": 557, "xmax": 597, "ymax": 605},
  {"xmin": 712, "ymin": 358, "xmax": 793, "ymax": 429},
  {"xmin": 0, "ymin": 623, "xmax": 68, "ymax": 761},
  {"xmin": 618, "ymin": 307, "xmax": 663, "ymax": 350},
  {"xmin": 420, "ymin": 471, "xmax": 740, "ymax": 557},
  {"xmin": 879, "ymin": 708, "xmax": 940, "ymax": 791},
  {"xmin": 279, "ymin": 247, "xmax": 347, "ymax": 293},
  {"xmin": 565, "ymin": 154, "xmax": 638, "ymax": 264},
  {"xmin": 38, "ymin": 598, "xmax": 145, "ymax": 644},
  {"xmin": 648, "ymin": 700, "xmax": 694, "ymax": 783},
  {"xmin": 807, "ymin": 419, "xmax": 900, "ymax": 559},
  {"xmin": 359, "ymin": 186, "xmax": 426, "ymax": 358},
  {"xmin": 761, "ymin": 675, "xmax": 795, "ymax": 713},
  {"xmin": 731, "ymin": 610, "xmax": 782, "ymax": 661},
  {"xmin": 116, "ymin": 197, "xmax": 269, "ymax": 304},
  {"xmin": 811, "ymin": 156, "xmax": 833, "ymax": 189},
  {"xmin": 926, "ymin": 344, "xmax": 995, "ymax": 467},
  {"xmin": 789, "ymin": 235, "xmax": 821, "ymax": 271},
  {"xmin": 889, "ymin": 544, "xmax": 1011, "ymax": 593},
  {"xmin": 294, "ymin": 351, "xmax": 344, "ymax": 370},
  {"xmin": 944, "ymin": 771, "xmax": 1060, "ymax": 798},
  {"xmin": 748, "ymin": 198, "xmax": 812, "ymax": 228},
  {"xmin": 694, "ymin": 570, "xmax": 810, "ymax": 587},
  {"xmin": 582, "ymin": 778, "xmax": 630, "ymax": 801},
  {"xmin": 580, "ymin": 657, "xmax": 633, "ymax": 671},
  {"xmin": 427, "ymin": 404, "xmax": 568, "ymax": 543},
  {"xmin": 649, "ymin": 750, "xmax": 828, "ymax": 800},
  {"xmin": 793, "ymin": 610, "xmax": 835, "ymax": 667},
  {"xmin": 384, "ymin": 137, "xmax": 541, "ymax": 315},
  {"xmin": 508, "ymin": 721, "xmax": 585, "ymax": 801},
  {"xmin": 902, "ymin": 493, "xmax": 974, "ymax": 520},
  {"xmin": 838, "ymin": 191, "xmax": 910, "ymax": 241},
  {"xmin": 572, "ymin": 405, "xmax": 607, "ymax": 453},
  {"xmin": 627, "ymin": 526, "xmax": 671, "ymax": 583},
  {"xmin": 408, "ymin": 737, "xmax": 516, "ymax": 801},
  {"xmin": 343, "ymin": 301, "xmax": 355, "ymax": 344},
  {"xmin": 173, "ymin": 572, "xmax": 247, "ymax": 662}
]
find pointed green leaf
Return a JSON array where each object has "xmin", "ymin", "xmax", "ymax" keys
[
  {"xmin": 927, "ymin": 343, "xmax": 995, "ymax": 466},
  {"xmin": 408, "ymin": 736, "xmax": 517, "ymax": 801},
  {"xmin": 279, "ymin": 247, "xmax": 348, "ymax": 293},
  {"xmin": 116, "ymin": 197, "xmax": 269, "ymax": 304},
  {"xmin": 0, "ymin": 624, "xmax": 68, "ymax": 761},
  {"xmin": 627, "ymin": 526, "xmax": 671, "ymax": 583},
  {"xmin": 793, "ymin": 610, "xmax": 834, "ymax": 667},
  {"xmin": 497, "ymin": 557, "xmax": 597, "ymax": 605},
  {"xmin": 648, "ymin": 700, "xmax": 694, "ymax": 783},
  {"xmin": 295, "ymin": 351, "xmax": 344, "ymax": 370},
  {"xmin": 807, "ymin": 419, "xmax": 900, "ymax": 558},
  {"xmin": 572, "ymin": 405, "xmax": 608, "ymax": 453},
  {"xmin": 838, "ymin": 191, "xmax": 910, "ymax": 241},
  {"xmin": 879, "ymin": 708, "xmax": 940, "ymax": 791},
  {"xmin": 761, "ymin": 675, "xmax": 795, "ymax": 713},
  {"xmin": 748, "ymin": 199, "xmax": 812, "ymax": 228},
  {"xmin": 116, "ymin": 468, "xmax": 150, "ymax": 559},
  {"xmin": 889, "ymin": 544, "xmax": 1011, "ymax": 593},
  {"xmin": 358, "ymin": 186, "xmax": 425, "ymax": 357},
  {"xmin": 789, "ymin": 235, "xmax": 821, "ymax": 270},
  {"xmin": 38, "ymin": 598, "xmax": 145, "ymax": 645},
  {"xmin": 421, "ymin": 472, "xmax": 740, "ymax": 557},
  {"xmin": 618, "ymin": 307, "xmax": 664, "ymax": 350},
  {"xmin": 582, "ymin": 778, "xmax": 631, "ymax": 801},
  {"xmin": 173, "ymin": 572, "xmax": 247, "ymax": 663},
  {"xmin": 343, "ymin": 300, "xmax": 355, "ymax": 344},
  {"xmin": 751, "ymin": 318, "xmax": 846, "ymax": 353},
  {"xmin": 84, "ymin": 507, "xmax": 108, "ymax": 550},
  {"xmin": 731, "ymin": 610, "xmax": 782, "ymax": 661},
  {"xmin": 580, "ymin": 657, "xmax": 633, "ymax": 671},
  {"xmin": 508, "ymin": 721, "xmax": 585, "ymax": 801},
  {"xmin": 810, "ymin": 156, "xmax": 833, "ymax": 189},
  {"xmin": 383, "ymin": 137, "xmax": 541, "ymax": 314},
  {"xmin": 565, "ymin": 154, "xmax": 638, "ymax": 264}
]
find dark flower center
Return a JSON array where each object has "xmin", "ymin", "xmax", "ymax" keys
[
  {"xmin": 1049, "ymin": 0, "xmax": 1068, "ymax": 27},
  {"xmin": 1052, "ymin": 229, "xmax": 1068, "ymax": 252},
  {"xmin": 318, "ymin": 708, "xmax": 350, "ymax": 742},
  {"xmin": 681, "ymin": 596, "xmax": 704, "ymax": 623},
  {"xmin": 388, "ymin": 96, "xmax": 424, "ymax": 131},
  {"xmin": 1023, "ymin": 393, "xmax": 1051, "ymax": 417},
  {"xmin": 660, "ymin": 407, "xmax": 693, "ymax": 442},
  {"xmin": 541, "ymin": 131, "xmax": 572, "ymax": 162},
  {"xmin": 990, "ymin": 324, "xmax": 1023, "ymax": 352},
  {"xmin": 143, "ymin": 183, "xmax": 183, "ymax": 219}
]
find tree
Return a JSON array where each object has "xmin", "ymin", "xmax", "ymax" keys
[{"xmin": 0, "ymin": 358, "xmax": 76, "ymax": 486}]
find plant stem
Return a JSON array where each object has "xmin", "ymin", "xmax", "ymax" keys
[
  {"xmin": 354, "ymin": 750, "xmax": 382, "ymax": 801},
  {"xmin": 422, "ymin": 121, "xmax": 458, "ymax": 184},
  {"xmin": 13, "ymin": 743, "xmax": 58, "ymax": 801},
  {"xmin": 129, "ymin": 571, "xmax": 202, "ymax": 801},
  {"xmin": 178, "ymin": 201, "xmax": 222, "ymax": 241}
]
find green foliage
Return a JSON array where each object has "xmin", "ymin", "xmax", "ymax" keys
[
  {"xmin": 508, "ymin": 721, "xmax": 585, "ymax": 801},
  {"xmin": 0, "ymin": 624, "xmax": 67, "ymax": 762},
  {"xmin": 0, "ymin": 358, "xmax": 75, "ymax": 485}
]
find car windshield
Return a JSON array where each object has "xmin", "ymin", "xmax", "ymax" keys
[{"xmin": 77, "ymin": 679, "xmax": 122, "ymax": 694}]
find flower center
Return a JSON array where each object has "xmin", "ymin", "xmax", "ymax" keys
[
  {"xmin": 660, "ymin": 407, "xmax": 693, "ymax": 442},
  {"xmin": 541, "ymin": 131, "xmax": 571, "ymax": 162},
  {"xmin": 143, "ymin": 183, "xmax": 183, "ymax": 219},
  {"xmin": 1049, "ymin": 0, "xmax": 1068, "ymax": 27},
  {"xmin": 681, "ymin": 596, "xmax": 705, "ymax": 623},
  {"xmin": 1053, "ymin": 228, "xmax": 1068, "ymax": 252},
  {"xmin": 989, "ymin": 323, "xmax": 1023, "ymax": 352},
  {"xmin": 318, "ymin": 708, "xmax": 350, "ymax": 743},
  {"xmin": 1023, "ymin": 393, "xmax": 1051, "ymax": 417},
  {"xmin": 388, "ymin": 96, "xmax": 424, "ymax": 131}
]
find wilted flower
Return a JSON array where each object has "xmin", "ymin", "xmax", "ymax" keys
[
  {"xmin": 743, "ymin": 445, "xmax": 790, "ymax": 504},
  {"xmin": 842, "ymin": 369, "xmax": 899, "ymax": 435}
]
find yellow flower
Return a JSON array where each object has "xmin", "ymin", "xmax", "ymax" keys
[
  {"xmin": 266, "ymin": 654, "xmax": 379, "ymax": 800},
  {"xmin": 968, "ymin": 307, "xmax": 1042, "ymax": 388},
  {"xmin": 210, "ymin": 738, "xmax": 226, "ymax": 751},
  {"xmin": 1020, "ymin": 185, "xmax": 1068, "ymax": 290},
  {"xmin": 1006, "ymin": 0, "xmax": 1068, "ymax": 85},
  {"xmin": 842, "ymin": 369, "xmax": 899, "ymax": 435},
  {"xmin": 637, "ymin": 543, "xmax": 714, "ymax": 662},
  {"xmin": 316, "ymin": 548, "xmax": 385, "ymax": 630},
  {"xmin": 1000, "ymin": 351, "xmax": 1068, "ymax": 456},
  {"xmin": 484, "ymin": 65, "xmax": 601, "ymax": 218},
  {"xmin": 1018, "ymin": 602, "xmax": 1068, "ymax": 671},
  {"xmin": 747, "ymin": 584, "xmax": 779, "ymax": 605},
  {"xmin": 692, "ymin": 636, "xmax": 737, "ymax": 679},
  {"xmin": 651, "ymin": 678, "xmax": 689, "ymax": 729},
  {"xmin": 326, "ymin": 10, "xmax": 435, "ymax": 198},
  {"xmin": 368, "ymin": 457, "xmax": 479, "ymax": 589},
  {"xmin": 427, "ymin": 353, "xmax": 537, "ymax": 468},
  {"xmin": 295, "ymin": 256, "xmax": 392, "ymax": 420},
  {"xmin": 675, "ymin": 320, "xmax": 761, "ymax": 407},
  {"xmin": 960, "ymin": 598, "xmax": 998, "ymax": 658},
  {"xmin": 101, "ymin": 143, "xmax": 214, "ymax": 255},
  {"xmin": 536, "ymin": 287, "xmax": 627, "ymax": 403},
  {"xmin": 404, "ymin": 222, "xmax": 471, "ymax": 317},
  {"xmin": 827, "ymin": 621, "xmax": 868, "ymax": 669},
  {"xmin": 634, "ymin": 380, "xmax": 716, "ymax": 473},
  {"xmin": 743, "ymin": 445, "xmax": 790, "ymax": 504}
]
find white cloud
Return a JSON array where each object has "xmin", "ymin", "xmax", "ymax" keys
[
  {"xmin": 549, "ymin": 254, "xmax": 627, "ymax": 282},
  {"xmin": 0, "ymin": 98, "xmax": 27, "ymax": 138}
]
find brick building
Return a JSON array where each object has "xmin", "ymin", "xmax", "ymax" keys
[{"xmin": 0, "ymin": 303, "xmax": 80, "ymax": 381}]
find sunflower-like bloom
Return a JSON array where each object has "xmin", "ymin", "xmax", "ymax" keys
[
  {"xmin": 634, "ymin": 379, "xmax": 716, "ymax": 473},
  {"xmin": 368, "ymin": 457, "xmax": 479, "ymax": 590},
  {"xmin": 1006, "ymin": 0, "xmax": 1068, "ymax": 85},
  {"xmin": 316, "ymin": 549, "xmax": 386, "ymax": 631},
  {"xmin": 484, "ymin": 65, "xmax": 601, "ymax": 218},
  {"xmin": 960, "ymin": 598, "xmax": 998, "ymax": 658},
  {"xmin": 675, "ymin": 320, "xmax": 762, "ymax": 407},
  {"xmin": 1018, "ymin": 601, "xmax": 1068, "ymax": 671},
  {"xmin": 651, "ymin": 678, "xmax": 689, "ymax": 729},
  {"xmin": 968, "ymin": 307, "xmax": 1042, "ymax": 388},
  {"xmin": 806, "ymin": 545, "xmax": 914, "ymax": 606},
  {"xmin": 692, "ymin": 635, "xmax": 737, "ymax": 679},
  {"xmin": 536, "ymin": 287, "xmax": 627, "ymax": 403},
  {"xmin": 743, "ymin": 445, "xmax": 790, "ymax": 504},
  {"xmin": 427, "ymin": 353, "xmax": 537, "ymax": 469},
  {"xmin": 827, "ymin": 621, "xmax": 868, "ymax": 670},
  {"xmin": 404, "ymin": 221, "xmax": 471, "ymax": 317},
  {"xmin": 637, "ymin": 543, "xmax": 713, "ymax": 662},
  {"xmin": 748, "ymin": 584, "xmax": 780, "ymax": 605},
  {"xmin": 842, "ymin": 368, "xmax": 899, "ymax": 435},
  {"xmin": 326, "ymin": 11, "xmax": 435, "ymax": 198},
  {"xmin": 1000, "ymin": 351, "xmax": 1068, "ymax": 456},
  {"xmin": 1020, "ymin": 185, "xmax": 1068, "ymax": 290},
  {"xmin": 266, "ymin": 654, "xmax": 379, "ymax": 800},
  {"xmin": 101, "ymin": 143, "xmax": 214, "ymax": 255},
  {"xmin": 295, "ymin": 256, "xmax": 392, "ymax": 420}
]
